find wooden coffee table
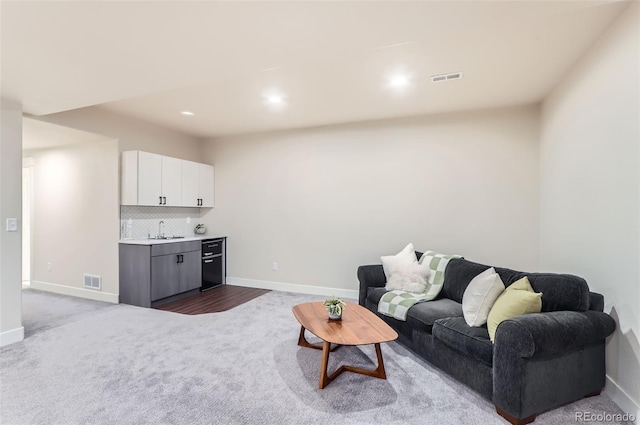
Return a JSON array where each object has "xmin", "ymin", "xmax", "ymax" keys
[{"xmin": 292, "ymin": 301, "xmax": 398, "ymax": 389}]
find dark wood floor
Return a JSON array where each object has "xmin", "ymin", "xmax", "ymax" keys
[{"xmin": 154, "ymin": 285, "xmax": 270, "ymax": 315}]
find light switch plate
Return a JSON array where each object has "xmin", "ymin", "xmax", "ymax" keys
[{"xmin": 6, "ymin": 218, "xmax": 18, "ymax": 232}]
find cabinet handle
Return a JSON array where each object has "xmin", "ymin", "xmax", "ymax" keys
[
  {"xmin": 204, "ymin": 259, "xmax": 213, "ymax": 263},
  {"xmin": 159, "ymin": 196, "xmax": 163, "ymax": 205},
  {"xmin": 163, "ymin": 197, "xmax": 167, "ymax": 205},
  {"xmin": 204, "ymin": 252, "xmax": 213, "ymax": 256},
  {"xmin": 176, "ymin": 254, "xmax": 184, "ymax": 263}
]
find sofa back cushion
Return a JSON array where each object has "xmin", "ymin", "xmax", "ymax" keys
[
  {"xmin": 526, "ymin": 273, "xmax": 590, "ymax": 312},
  {"xmin": 441, "ymin": 259, "xmax": 590, "ymax": 312}
]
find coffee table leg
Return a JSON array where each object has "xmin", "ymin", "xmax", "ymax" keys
[
  {"xmin": 319, "ymin": 340, "xmax": 331, "ymax": 389},
  {"xmin": 320, "ymin": 343, "xmax": 388, "ymax": 389},
  {"xmin": 297, "ymin": 326, "xmax": 338, "ymax": 351},
  {"xmin": 374, "ymin": 343, "xmax": 387, "ymax": 379}
]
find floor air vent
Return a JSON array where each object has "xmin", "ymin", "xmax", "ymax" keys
[
  {"xmin": 431, "ymin": 72, "xmax": 463, "ymax": 83},
  {"xmin": 83, "ymin": 274, "xmax": 102, "ymax": 290}
]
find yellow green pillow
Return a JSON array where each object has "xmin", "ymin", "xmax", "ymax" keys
[
  {"xmin": 508, "ymin": 276, "xmax": 536, "ymax": 292},
  {"xmin": 487, "ymin": 277, "xmax": 542, "ymax": 342}
]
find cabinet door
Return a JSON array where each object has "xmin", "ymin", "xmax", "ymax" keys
[
  {"xmin": 151, "ymin": 254, "xmax": 181, "ymax": 301},
  {"xmin": 180, "ymin": 250, "xmax": 202, "ymax": 292},
  {"xmin": 138, "ymin": 151, "xmax": 163, "ymax": 206},
  {"xmin": 180, "ymin": 160, "xmax": 200, "ymax": 207},
  {"xmin": 199, "ymin": 163, "xmax": 215, "ymax": 207},
  {"xmin": 161, "ymin": 156, "xmax": 182, "ymax": 206}
]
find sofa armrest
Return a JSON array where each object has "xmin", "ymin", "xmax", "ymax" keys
[
  {"xmin": 589, "ymin": 291, "xmax": 605, "ymax": 312},
  {"xmin": 357, "ymin": 264, "xmax": 386, "ymax": 306},
  {"xmin": 493, "ymin": 310, "xmax": 616, "ymax": 420},
  {"xmin": 495, "ymin": 310, "xmax": 616, "ymax": 358}
]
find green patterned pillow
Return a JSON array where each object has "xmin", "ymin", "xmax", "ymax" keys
[{"xmin": 418, "ymin": 251, "xmax": 462, "ymax": 298}]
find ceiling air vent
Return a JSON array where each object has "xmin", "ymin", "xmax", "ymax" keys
[{"xmin": 431, "ymin": 72, "xmax": 463, "ymax": 83}]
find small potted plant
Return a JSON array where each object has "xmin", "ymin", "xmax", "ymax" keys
[
  {"xmin": 194, "ymin": 224, "xmax": 206, "ymax": 235},
  {"xmin": 323, "ymin": 296, "xmax": 346, "ymax": 320}
]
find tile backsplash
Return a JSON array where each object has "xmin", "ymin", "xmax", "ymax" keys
[{"xmin": 120, "ymin": 206, "xmax": 203, "ymax": 239}]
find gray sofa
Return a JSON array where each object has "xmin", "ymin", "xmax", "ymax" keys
[{"xmin": 357, "ymin": 256, "xmax": 616, "ymax": 425}]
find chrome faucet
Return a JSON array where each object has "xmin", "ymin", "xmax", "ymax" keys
[{"xmin": 157, "ymin": 221, "xmax": 165, "ymax": 238}]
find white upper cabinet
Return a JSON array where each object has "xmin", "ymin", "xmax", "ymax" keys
[
  {"xmin": 122, "ymin": 151, "xmax": 213, "ymax": 208},
  {"xmin": 136, "ymin": 151, "xmax": 162, "ymax": 206},
  {"xmin": 160, "ymin": 156, "xmax": 182, "ymax": 206},
  {"xmin": 180, "ymin": 160, "xmax": 200, "ymax": 207},
  {"xmin": 198, "ymin": 163, "xmax": 215, "ymax": 207},
  {"xmin": 181, "ymin": 161, "xmax": 214, "ymax": 207}
]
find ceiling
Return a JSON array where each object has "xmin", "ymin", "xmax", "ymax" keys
[
  {"xmin": 1, "ymin": 1, "xmax": 631, "ymax": 138},
  {"xmin": 22, "ymin": 117, "xmax": 113, "ymax": 151}
]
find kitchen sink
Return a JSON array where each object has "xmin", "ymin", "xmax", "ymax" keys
[{"xmin": 147, "ymin": 236, "xmax": 185, "ymax": 240}]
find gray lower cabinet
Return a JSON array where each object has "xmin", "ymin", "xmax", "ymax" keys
[
  {"xmin": 150, "ymin": 254, "xmax": 181, "ymax": 301},
  {"xmin": 180, "ymin": 250, "xmax": 202, "ymax": 292},
  {"xmin": 120, "ymin": 240, "xmax": 202, "ymax": 307}
]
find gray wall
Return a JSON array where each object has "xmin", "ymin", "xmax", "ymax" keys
[
  {"xmin": 0, "ymin": 98, "xmax": 23, "ymax": 346},
  {"xmin": 539, "ymin": 3, "xmax": 639, "ymax": 417},
  {"xmin": 201, "ymin": 105, "xmax": 540, "ymax": 295}
]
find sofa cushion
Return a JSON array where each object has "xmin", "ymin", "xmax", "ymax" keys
[
  {"xmin": 432, "ymin": 317, "xmax": 494, "ymax": 366},
  {"xmin": 406, "ymin": 298, "xmax": 463, "ymax": 334},
  {"xmin": 526, "ymin": 273, "xmax": 589, "ymax": 312},
  {"xmin": 367, "ymin": 286, "xmax": 391, "ymax": 306},
  {"xmin": 441, "ymin": 259, "xmax": 590, "ymax": 312},
  {"xmin": 442, "ymin": 259, "xmax": 523, "ymax": 304},
  {"xmin": 367, "ymin": 287, "xmax": 463, "ymax": 333}
]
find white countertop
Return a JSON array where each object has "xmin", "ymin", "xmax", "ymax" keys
[{"xmin": 119, "ymin": 235, "xmax": 226, "ymax": 245}]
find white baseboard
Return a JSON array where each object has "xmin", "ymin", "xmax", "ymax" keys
[
  {"xmin": 31, "ymin": 281, "xmax": 118, "ymax": 304},
  {"xmin": 0, "ymin": 326, "xmax": 24, "ymax": 347},
  {"xmin": 606, "ymin": 375, "xmax": 640, "ymax": 423},
  {"xmin": 226, "ymin": 277, "xmax": 359, "ymax": 300}
]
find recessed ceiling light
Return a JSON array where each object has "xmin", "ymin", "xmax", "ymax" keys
[
  {"xmin": 262, "ymin": 89, "xmax": 287, "ymax": 109},
  {"xmin": 390, "ymin": 75, "xmax": 410, "ymax": 87},
  {"xmin": 180, "ymin": 110, "xmax": 195, "ymax": 117}
]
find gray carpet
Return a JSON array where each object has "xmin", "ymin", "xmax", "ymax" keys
[{"xmin": 0, "ymin": 288, "xmax": 627, "ymax": 425}]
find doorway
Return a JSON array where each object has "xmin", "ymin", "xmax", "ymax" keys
[{"xmin": 22, "ymin": 158, "xmax": 33, "ymax": 285}]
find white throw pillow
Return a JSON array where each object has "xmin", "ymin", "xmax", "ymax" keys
[
  {"xmin": 380, "ymin": 243, "xmax": 417, "ymax": 280},
  {"xmin": 462, "ymin": 267, "xmax": 506, "ymax": 327},
  {"xmin": 385, "ymin": 261, "xmax": 431, "ymax": 293}
]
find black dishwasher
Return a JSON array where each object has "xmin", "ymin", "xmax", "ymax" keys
[{"xmin": 201, "ymin": 239, "xmax": 224, "ymax": 291}]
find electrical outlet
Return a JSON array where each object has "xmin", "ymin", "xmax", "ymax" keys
[
  {"xmin": 47, "ymin": 262, "xmax": 52, "ymax": 272},
  {"xmin": 186, "ymin": 217, "xmax": 191, "ymax": 224},
  {"xmin": 272, "ymin": 262, "xmax": 278, "ymax": 271}
]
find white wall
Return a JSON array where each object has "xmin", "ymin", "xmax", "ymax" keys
[
  {"xmin": 201, "ymin": 105, "xmax": 540, "ymax": 296},
  {"xmin": 28, "ymin": 139, "xmax": 120, "ymax": 303},
  {"xmin": 29, "ymin": 106, "xmax": 203, "ymax": 161},
  {"xmin": 0, "ymin": 98, "xmax": 24, "ymax": 346},
  {"xmin": 540, "ymin": 2, "xmax": 639, "ymax": 417},
  {"xmin": 23, "ymin": 108, "xmax": 204, "ymax": 301}
]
